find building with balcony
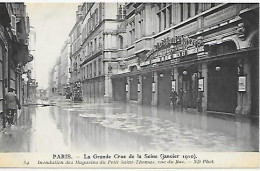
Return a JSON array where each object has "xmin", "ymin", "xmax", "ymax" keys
[
  {"xmin": 0, "ymin": 3, "xmax": 34, "ymax": 117},
  {"xmin": 111, "ymin": 3, "xmax": 259, "ymax": 116},
  {"xmin": 60, "ymin": 39, "xmax": 71, "ymax": 95},
  {"xmin": 79, "ymin": 3, "xmax": 122, "ymax": 102},
  {"xmin": 69, "ymin": 4, "xmax": 83, "ymax": 92}
]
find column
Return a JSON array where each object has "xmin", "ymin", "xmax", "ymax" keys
[
  {"xmin": 126, "ymin": 76, "xmax": 130, "ymax": 102},
  {"xmin": 137, "ymin": 75, "xmax": 142, "ymax": 104},
  {"xmin": 201, "ymin": 63, "xmax": 208, "ymax": 113},
  {"xmin": 151, "ymin": 72, "xmax": 158, "ymax": 106},
  {"xmin": 174, "ymin": 68, "xmax": 179, "ymax": 91},
  {"xmin": 104, "ymin": 74, "xmax": 112, "ymax": 102}
]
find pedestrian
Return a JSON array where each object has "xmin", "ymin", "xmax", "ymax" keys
[
  {"xmin": 183, "ymin": 89, "xmax": 189, "ymax": 112},
  {"xmin": 170, "ymin": 88, "xmax": 178, "ymax": 110},
  {"xmin": 4, "ymin": 88, "xmax": 21, "ymax": 126},
  {"xmin": 178, "ymin": 88, "xmax": 184, "ymax": 111},
  {"xmin": 197, "ymin": 91, "xmax": 204, "ymax": 113}
]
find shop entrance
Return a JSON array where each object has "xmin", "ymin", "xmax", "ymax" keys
[
  {"xmin": 207, "ymin": 58, "xmax": 238, "ymax": 113},
  {"xmin": 158, "ymin": 70, "xmax": 171, "ymax": 107},
  {"xmin": 178, "ymin": 65, "xmax": 199, "ymax": 109},
  {"xmin": 142, "ymin": 73, "xmax": 152, "ymax": 106},
  {"xmin": 112, "ymin": 77, "xmax": 126, "ymax": 101},
  {"xmin": 130, "ymin": 75, "xmax": 138, "ymax": 101}
]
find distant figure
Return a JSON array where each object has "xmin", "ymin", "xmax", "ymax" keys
[
  {"xmin": 183, "ymin": 89, "xmax": 189, "ymax": 112},
  {"xmin": 178, "ymin": 88, "xmax": 184, "ymax": 111},
  {"xmin": 197, "ymin": 91, "xmax": 204, "ymax": 113},
  {"xmin": 4, "ymin": 88, "xmax": 21, "ymax": 126},
  {"xmin": 170, "ymin": 88, "xmax": 178, "ymax": 110}
]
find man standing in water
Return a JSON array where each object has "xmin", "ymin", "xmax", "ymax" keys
[
  {"xmin": 170, "ymin": 88, "xmax": 178, "ymax": 110},
  {"xmin": 4, "ymin": 88, "xmax": 21, "ymax": 126}
]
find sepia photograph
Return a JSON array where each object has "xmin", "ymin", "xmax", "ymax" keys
[{"xmin": 0, "ymin": 0, "xmax": 259, "ymax": 169}]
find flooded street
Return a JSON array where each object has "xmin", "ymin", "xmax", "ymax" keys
[{"xmin": 0, "ymin": 100, "xmax": 258, "ymax": 152}]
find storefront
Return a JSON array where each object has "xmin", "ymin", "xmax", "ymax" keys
[
  {"xmin": 157, "ymin": 69, "xmax": 171, "ymax": 107},
  {"xmin": 178, "ymin": 64, "xmax": 199, "ymax": 109},
  {"xmin": 129, "ymin": 75, "xmax": 138, "ymax": 101},
  {"xmin": 141, "ymin": 72, "xmax": 152, "ymax": 106},
  {"xmin": 112, "ymin": 76, "xmax": 127, "ymax": 102}
]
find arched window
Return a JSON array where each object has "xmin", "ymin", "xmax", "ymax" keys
[
  {"xmin": 118, "ymin": 35, "xmax": 123, "ymax": 49},
  {"xmin": 129, "ymin": 65, "xmax": 137, "ymax": 72}
]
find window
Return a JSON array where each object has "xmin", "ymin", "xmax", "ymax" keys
[
  {"xmin": 98, "ymin": 58, "xmax": 102, "ymax": 75},
  {"xmin": 95, "ymin": 9, "xmax": 98, "ymax": 25},
  {"xmin": 99, "ymin": 36, "xmax": 102, "ymax": 49},
  {"xmin": 187, "ymin": 3, "xmax": 191, "ymax": 18},
  {"xmin": 86, "ymin": 65, "xmax": 89, "ymax": 78},
  {"xmin": 168, "ymin": 6, "xmax": 172, "ymax": 26},
  {"xmin": 163, "ymin": 9, "xmax": 166, "ymax": 29},
  {"xmin": 87, "ymin": 19, "xmax": 90, "ymax": 34},
  {"xmin": 157, "ymin": 4, "xmax": 173, "ymax": 31},
  {"xmin": 94, "ymin": 61, "xmax": 96, "ymax": 77},
  {"xmin": 89, "ymin": 63, "xmax": 92, "ymax": 78},
  {"xmin": 129, "ymin": 20, "xmax": 135, "ymax": 44},
  {"xmin": 157, "ymin": 13, "xmax": 161, "ymax": 32},
  {"xmin": 195, "ymin": 3, "xmax": 199, "ymax": 15},
  {"xmin": 118, "ymin": 35, "xmax": 123, "ymax": 49},
  {"xmin": 138, "ymin": 10, "xmax": 144, "ymax": 37},
  {"xmin": 99, "ymin": 3, "xmax": 102, "ymax": 22},
  {"xmin": 94, "ymin": 38, "xmax": 97, "ymax": 51},
  {"xmin": 180, "ymin": 3, "xmax": 184, "ymax": 22},
  {"xmin": 92, "ymin": 14, "xmax": 95, "ymax": 28}
]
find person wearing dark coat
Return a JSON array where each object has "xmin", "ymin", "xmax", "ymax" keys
[
  {"xmin": 170, "ymin": 88, "xmax": 178, "ymax": 110},
  {"xmin": 178, "ymin": 88, "xmax": 184, "ymax": 111},
  {"xmin": 183, "ymin": 89, "xmax": 189, "ymax": 112},
  {"xmin": 4, "ymin": 88, "xmax": 21, "ymax": 126}
]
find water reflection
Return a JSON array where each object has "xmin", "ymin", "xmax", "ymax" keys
[{"xmin": 0, "ymin": 102, "xmax": 258, "ymax": 152}]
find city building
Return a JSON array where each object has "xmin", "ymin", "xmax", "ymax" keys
[
  {"xmin": 60, "ymin": 39, "xmax": 71, "ymax": 95},
  {"xmin": 79, "ymin": 2, "xmax": 123, "ymax": 103},
  {"xmin": 0, "ymin": 3, "xmax": 34, "ymax": 115},
  {"xmin": 48, "ymin": 60, "xmax": 59, "ymax": 96},
  {"xmin": 111, "ymin": 3, "xmax": 259, "ymax": 116},
  {"xmin": 69, "ymin": 4, "xmax": 83, "ymax": 97}
]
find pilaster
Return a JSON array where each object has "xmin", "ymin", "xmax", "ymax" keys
[
  {"xmin": 201, "ymin": 63, "xmax": 208, "ymax": 113},
  {"xmin": 151, "ymin": 72, "xmax": 158, "ymax": 106}
]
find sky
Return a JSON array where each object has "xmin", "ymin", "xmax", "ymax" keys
[{"xmin": 26, "ymin": 2, "xmax": 80, "ymax": 89}]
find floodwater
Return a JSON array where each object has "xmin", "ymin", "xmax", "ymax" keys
[{"xmin": 0, "ymin": 100, "xmax": 258, "ymax": 152}]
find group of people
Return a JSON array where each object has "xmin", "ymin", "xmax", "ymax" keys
[
  {"xmin": 170, "ymin": 88, "xmax": 188, "ymax": 111},
  {"xmin": 170, "ymin": 88, "xmax": 203, "ymax": 112}
]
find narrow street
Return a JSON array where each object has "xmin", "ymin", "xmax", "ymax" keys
[{"xmin": 0, "ymin": 99, "xmax": 258, "ymax": 153}]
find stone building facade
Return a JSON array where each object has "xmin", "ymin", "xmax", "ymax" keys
[
  {"xmin": 111, "ymin": 3, "xmax": 259, "ymax": 116},
  {"xmin": 0, "ymin": 3, "xmax": 34, "ymax": 124},
  {"xmin": 79, "ymin": 3, "xmax": 122, "ymax": 103}
]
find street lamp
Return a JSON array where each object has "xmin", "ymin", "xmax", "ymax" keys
[
  {"xmin": 183, "ymin": 70, "xmax": 187, "ymax": 75},
  {"xmin": 215, "ymin": 66, "xmax": 221, "ymax": 71}
]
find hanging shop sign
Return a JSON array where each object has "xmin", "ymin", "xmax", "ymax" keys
[
  {"xmin": 140, "ymin": 35, "xmax": 207, "ymax": 67},
  {"xmin": 171, "ymin": 80, "xmax": 176, "ymax": 90},
  {"xmin": 125, "ymin": 83, "xmax": 129, "ymax": 92},
  {"xmin": 238, "ymin": 76, "xmax": 246, "ymax": 92},
  {"xmin": 198, "ymin": 78, "xmax": 204, "ymax": 92},
  {"xmin": 152, "ymin": 82, "xmax": 155, "ymax": 93}
]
